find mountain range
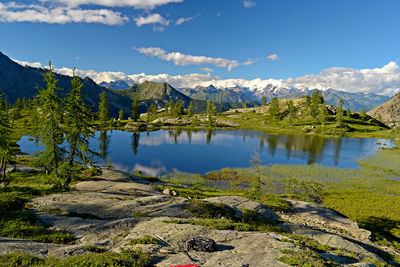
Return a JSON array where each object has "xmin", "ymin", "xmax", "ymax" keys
[
  {"xmin": 0, "ymin": 50, "xmax": 392, "ymax": 115},
  {"xmin": 101, "ymin": 80, "xmax": 390, "ymax": 112},
  {"xmin": 0, "ymin": 51, "xmax": 132, "ymax": 117}
]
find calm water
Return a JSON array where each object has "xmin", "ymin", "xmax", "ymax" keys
[{"xmin": 18, "ymin": 130, "xmax": 395, "ymax": 176}]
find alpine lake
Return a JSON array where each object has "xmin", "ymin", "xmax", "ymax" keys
[{"xmin": 18, "ymin": 129, "xmax": 396, "ymax": 177}]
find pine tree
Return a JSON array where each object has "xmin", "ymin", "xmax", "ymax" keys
[
  {"xmin": 336, "ymin": 99, "xmax": 344, "ymax": 126},
  {"xmin": 168, "ymin": 100, "xmax": 174, "ymax": 116},
  {"xmin": 310, "ymin": 90, "xmax": 323, "ymax": 120},
  {"xmin": 148, "ymin": 103, "xmax": 157, "ymax": 116},
  {"xmin": 269, "ymin": 97, "xmax": 280, "ymax": 119},
  {"xmin": 319, "ymin": 104, "xmax": 328, "ymax": 126},
  {"xmin": 187, "ymin": 100, "xmax": 193, "ymax": 118},
  {"xmin": 118, "ymin": 109, "xmax": 124, "ymax": 120},
  {"xmin": 131, "ymin": 97, "xmax": 140, "ymax": 121},
  {"xmin": 287, "ymin": 100, "xmax": 296, "ymax": 126},
  {"xmin": 62, "ymin": 69, "xmax": 93, "ymax": 187},
  {"xmin": 35, "ymin": 62, "xmax": 65, "ymax": 178},
  {"xmin": 175, "ymin": 100, "xmax": 183, "ymax": 117},
  {"xmin": 346, "ymin": 108, "xmax": 351, "ymax": 118},
  {"xmin": 242, "ymin": 101, "xmax": 247, "ymax": 109},
  {"xmin": 98, "ymin": 92, "xmax": 110, "ymax": 123},
  {"xmin": 0, "ymin": 95, "xmax": 11, "ymax": 184},
  {"xmin": 206, "ymin": 100, "xmax": 214, "ymax": 126},
  {"xmin": 360, "ymin": 108, "xmax": 367, "ymax": 121}
]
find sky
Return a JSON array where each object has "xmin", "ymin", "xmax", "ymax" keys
[{"xmin": 1, "ymin": 0, "xmax": 400, "ymax": 95}]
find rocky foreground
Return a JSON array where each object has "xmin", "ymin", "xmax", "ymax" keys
[{"xmin": 0, "ymin": 170, "xmax": 398, "ymax": 266}]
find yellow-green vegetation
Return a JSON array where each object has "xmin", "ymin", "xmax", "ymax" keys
[
  {"xmin": 164, "ymin": 146, "xmax": 400, "ymax": 256},
  {"xmin": 128, "ymin": 235, "xmax": 159, "ymax": 246},
  {"xmin": 0, "ymin": 248, "xmax": 152, "ymax": 267},
  {"xmin": 165, "ymin": 200, "xmax": 284, "ymax": 233},
  {"xmin": 0, "ymin": 184, "xmax": 74, "ymax": 244}
]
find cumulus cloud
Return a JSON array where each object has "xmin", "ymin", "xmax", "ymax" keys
[
  {"xmin": 267, "ymin": 54, "xmax": 279, "ymax": 61},
  {"xmin": 285, "ymin": 62, "xmax": 400, "ymax": 95},
  {"xmin": 134, "ymin": 46, "xmax": 258, "ymax": 71},
  {"xmin": 12, "ymin": 57, "xmax": 400, "ymax": 96},
  {"xmin": 175, "ymin": 16, "xmax": 193, "ymax": 25},
  {"xmin": 38, "ymin": 0, "xmax": 184, "ymax": 9},
  {"xmin": 0, "ymin": 2, "xmax": 128, "ymax": 25},
  {"xmin": 134, "ymin": 13, "xmax": 169, "ymax": 27},
  {"xmin": 243, "ymin": 0, "xmax": 256, "ymax": 8}
]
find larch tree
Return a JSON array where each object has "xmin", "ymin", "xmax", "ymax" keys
[
  {"xmin": 131, "ymin": 97, "xmax": 140, "ymax": 121},
  {"xmin": 187, "ymin": 100, "xmax": 193, "ymax": 118},
  {"xmin": 336, "ymin": 99, "xmax": 344, "ymax": 126},
  {"xmin": 287, "ymin": 100, "xmax": 296, "ymax": 126},
  {"xmin": 98, "ymin": 92, "xmax": 110, "ymax": 123},
  {"xmin": 268, "ymin": 97, "xmax": 280, "ymax": 119},
  {"xmin": 0, "ymin": 95, "xmax": 11, "ymax": 184},
  {"xmin": 62, "ymin": 69, "xmax": 93, "ymax": 187},
  {"xmin": 35, "ymin": 62, "xmax": 65, "ymax": 178}
]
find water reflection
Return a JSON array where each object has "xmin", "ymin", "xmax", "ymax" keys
[
  {"xmin": 98, "ymin": 131, "xmax": 110, "ymax": 161},
  {"xmin": 18, "ymin": 129, "xmax": 395, "ymax": 176},
  {"xmin": 131, "ymin": 133, "xmax": 140, "ymax": 155}
]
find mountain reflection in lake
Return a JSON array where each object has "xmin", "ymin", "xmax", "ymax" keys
[{"xmin": 18, "ymin": 129, "xmax": 395, "ymax": 176}]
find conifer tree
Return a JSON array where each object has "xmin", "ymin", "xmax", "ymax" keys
[
  {"xmin": 310, "ymin": 90, "xmax": 323, "ymax": 120},
  {"xmin": 360, "ymin": 108, "xmax": 367, "ymax": 121},
  {"xmin": 118, "ymin": 109, "xmax": 124, "ymax": 121},
  {"xmin": 35, "ymin": 62, "xmax": 65, "ymax": 178},
  {"xmin": 175, "ymin": 100, "xmax": 183, "ymax": 117},
  {"xmin": 98, "ymin": 92, "xmax": 110, "ymax": 123},
  {"xmin": 0, "ymin": 95, "xmax": 11, "ymax": 184},
  {"xmin": 62, "ymin": 69, "xmax": 93, "ymax": 186},
  {"xmin": 287, "ymin": 100, "xmax": 296, "ymax": 126},
  {"xmin": 269, "ymin": 97, "xmax": 280, "ymax": 119},
  {"xmin": 148, "ymin": 103, "xmax": 157, "ymax": 116},
  {"xmin": 187, "ymin": 100, "xmax": 193, "ymax": 118},
  {"xmin": 168, "ymin": 100, "xmax": 174, "ymax": 115},
  {"xmin": 336, "ymin": 99, "xmax": 344, "ymax": 126},
  {"xmin": 319, "ymin": 104, "xmax": 328, "ymax": 126},
  {"xmin": 131, "ymin": 97, "xmax": 140, "ymax": 121},
  {"xmin": 346, "ymin": 108, "xmax": 351, "ymax": 118},
  {"xmin": 206, "ymin": 100, "xmax": 214, "ymax": 126}
]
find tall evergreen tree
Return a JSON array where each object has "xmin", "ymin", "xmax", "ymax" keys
[
  {"xmin": 319, "ymin": 104, "xmax": 328, "ymax": 126},
  {"xmin": 0, "ymin": 95, "xmax": 11, "ymax": 184},
  {"xmin": 118, "ymin": 109, "xmax": 124, "ymax": 121},
  {"xmin": 168, "ymin": 100, "xmax": 174, "ymax": 116},
  {"xmin": 336, "ymin": 99, "xmax": 344, "ymax": 126},
  {"xmin": 98, "ymin": 92, "xmax": 110, "ymax": 123},
  {"xmin": 187, "ymin": 100, "xmax": 193, "ymax": 118},
  {"xmin": 287, "ymin": 100, "xmax": 296, "ymax": 126},
  {"xmin": 148, "ymin": 103, "xmax": 157, "ymax": 116},
  {"xmin": 175, "ymin": 100, "xmax": 183, "ymax": 117},
  {"xmin": 310, "ymin": 90, "xmax": 323, "ymax": 120},
  {"xmin": 62, "ymin": 69, "xmax": 93, "ymax": 186},
  {"xmin": 268, "ymin": 97, "xmax": 280, "ymax": 119},
  {"xmin": 360, "ymin": 108, "xmax": 367, "ymax": 121},
  {"xmin": 35, "ymin": 62, "xmax": 65, "ymax": 178},
  {"xmin": 131, "ymin": 97, "xmax": 140, "ymax": 121}
]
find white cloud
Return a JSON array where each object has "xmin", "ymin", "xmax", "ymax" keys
[
  {"xmin": 175, "ymin": 16, "xmax": 192, "ymax": 25},
  {"xmin": 201, "ymin": 67, "xmax": 214, "ymax": 72},
  {"xmin": 0, "ymin": 2, "xmax": 128, "ymax": 25},
  {"xmin": 38, "ymin": 0, "xmax": 184, "ymax": 9},
  {"xmin": 243, "ymin": 0, "xmax": 256, "ymax": 8},
  {"xmin": 12, "ymin": 57, "xmax": 400, "ymax": 96},
  {"xmin": 267, "ymin": 54, "xmax": 279, "ymax": 61},
  {"xmin": 134, "ymin": 13, "xmax": 169, "ymax": 27},
  {"xmin": 134, "ymin": 46, "xmax": 258, "ymax": 71}
]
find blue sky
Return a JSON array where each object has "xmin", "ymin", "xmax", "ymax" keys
[{"xmin": 1, "ymin": 0, "xmax": 400, "ymax": 95}]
